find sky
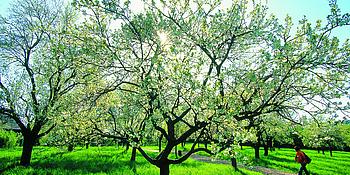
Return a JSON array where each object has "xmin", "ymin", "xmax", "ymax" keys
[
  {"xmin": 1, "ymin": 0, "xmax": 347, "ymax": 53},
  {"xmin": 0, "ymin": 0, "xmax": 349, "ymax": 119},
  {"xmin": 267, "ymin": 0, "xmax": 350, "ymax": 43},
  {"xmin": 1, "ymin": 0, "xmax": 349, "ymax": 40}
]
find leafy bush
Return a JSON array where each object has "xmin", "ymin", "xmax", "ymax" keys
[{"xmin": 0, "ymin": 129, "xmax": 19, "ymax": 148}]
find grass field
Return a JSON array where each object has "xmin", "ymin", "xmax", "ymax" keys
[
  {"xmin": 237, "ymin": 147, "xmax": 350, "ymax": 175},
  {"xmin": 2, "ymin": 145, "xmax": 349, "ymax": 175},
  {"xmin": 145, "ymin": 144, "xmax": 350, "ymax": 175},
  {"xmin": 0, "ymin": 146, "xmax": 262, "ymax": 175}
]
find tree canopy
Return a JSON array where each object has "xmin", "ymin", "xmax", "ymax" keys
[{"xmin": 0, "ymin": 0, "xmax": 349, "ymax": 174}]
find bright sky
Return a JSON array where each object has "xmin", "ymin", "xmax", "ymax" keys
[
  {"xmin": 0, "ymin": 0, "xmax": 349, "ymax": 49},
  {"xmin": 1, "ymin": 0, "xmax": 349, "ymax": 39},
  {"xmin": 267, "ymin": 0, "xmax": 350, "ymax": 43}
]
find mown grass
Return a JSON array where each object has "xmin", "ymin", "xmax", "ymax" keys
[
  {"xmin": 147, "ymin": 143, "xmax": 350, "ymax": 175},
  {"xmin": 0, "ymin": 146, "xmax": 262, "ymax": 175},
  {"xmin": 238, "ymin": 147, "xmax": 350, "ymax": 175},
  {"xmin": 164, "ymin": 143, "xmax": 350, "ymax": 175}
]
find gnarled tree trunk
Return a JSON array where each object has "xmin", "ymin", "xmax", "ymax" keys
[
  {"xmin": 159, "ymin": 162, "xmax": 170, "ymax": 175},
  {"xmin": 131, "ymin": 147, "xmax": 137, "ymax": 162},
  {"xmin": 20, "ymin": 134, "xmax": 35, "ymax": 166},
  {"xmin": 231, "ymin": 157, "xmax": 238, "ymax": 171}
]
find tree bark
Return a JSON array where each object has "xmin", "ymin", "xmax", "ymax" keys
[
  {"xmin": 130, "ymin": 147, "xmax": 137, "ymax": 173},
  {"xmin": 131, "ymin": 147, "xmax": 137, "ymax": 162},
  {"xmin": 264, "ymin": 144, "xmax": 268, "ymax": 156},
  {"xmin": 322, "ymin": 146, "xmax": 325, "ymax": 155},
  {"xmin": 159, "ymin": 134, "xmax": 163, "ymax": 152},
  {"xmin": 159, "ymin": 163, "xmax": 170, "ymax": 175},
  {"xmin": 231, "ymin": 157, "xmax": 238, "ymax": 171},
  {"xmin": 268, "ymin": 138, "xmax": 273, "ymax": 151},
  {"xmin": 329, "ymin": 146, "xmax": 333, "ymax": 157},
  {"xmin": 254, "ymin": 145, "xmax": 260, "ymax": 159},
  {"xmin": 20, "ymin": 135, "xmax": 35, "ymax": 166}
]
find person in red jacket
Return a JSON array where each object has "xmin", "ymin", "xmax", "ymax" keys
[{"xmin": 294, "ymin": 146, "xmax": 310, "ymax": 175}]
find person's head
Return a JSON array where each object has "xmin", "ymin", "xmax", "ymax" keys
[{"xmin": 294, "ymin": 146, "xmax": 301, "ymax": 152}]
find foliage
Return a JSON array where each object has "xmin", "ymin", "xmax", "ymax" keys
[
  {"xmin": 339, "ymin": 123, "xmax": 350, "ymax": 148},
  {"xmin": 0, "ymin": 0, "xmax": 87, "ymax": 165},
  {"xmin": 68, "ymin": 0, "xmax": 350, "ymax": 174},
  {"xmin": 300, "ymin": 116, "xmax": 346, "ymax": 150},
  {"xmin": 0, "ymin": 129, "xmax": 19, "ymax": 148}
]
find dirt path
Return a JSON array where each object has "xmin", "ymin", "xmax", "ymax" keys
[{"xmin": 190, "ymin": 153, "xmax": 294, "ymax": 175}]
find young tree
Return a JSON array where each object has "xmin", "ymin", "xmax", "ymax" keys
[{"xmin": 0, "ymin": 0, "xmax": 82, "ymax": 166}]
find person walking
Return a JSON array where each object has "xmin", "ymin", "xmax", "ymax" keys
[{"xmin": 294, "ymin": 146, "xmax": 310, "ymax": 175}]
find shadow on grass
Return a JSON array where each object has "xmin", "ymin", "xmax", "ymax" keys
[
  {"xmin": 263, "ymin": 155, "xmax": 294, "ymax": 163},
  {"xmin": 0, "ymin": 149, "xmax": 69, "ymax": 173},
  {"xmin": 253, "ymin": 157, "xmax": 299, "ymax": 173},
  {"xmin": 0, "ymin": 162, "xmax": 19, "ymax": 174},
  {"xmin": 30, "ymin": 153, "xmax": 150, "ymax": 174},
  {"xmin": 2, "ymin": 149, "xmax": 145, "ymax": 174},
  {"xmin": 235, "ymin": 168, "xmax": 249, "ymax": 175}
]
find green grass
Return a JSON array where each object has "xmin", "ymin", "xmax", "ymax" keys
[
  {"xmin": 147, "ymin": 143, "xmax": 350, "ymax": 175},
  {"xmin": 238, "ymin": 147, "xmax": 350, "ymax": 175},
  {"xmin": 0, "ymin": 146, "xmax": 262, "ymax": 175}
]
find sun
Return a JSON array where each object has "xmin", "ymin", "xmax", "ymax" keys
[{"xmin": 157, "ymin": 31, "xmax": 169, "ymax": 45}]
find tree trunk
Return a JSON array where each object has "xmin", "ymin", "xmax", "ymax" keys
[
  {"xmin": 268, "ymin": 138, "xmax": 273, "ymax": 151},
  {"xmin": 20, "ymin": 135, "xmax": 35, "ymax": 166},
  {"xmin": 322, "ymin": 146, "xmax": 325, "ymax": 155},
  {"xmin": 205, "ymin": 142, "xmax": 208, "ymax": 149},
  {"xmin": 317, "ymin": 148, "xmax": 320, "ymax": 153},
  {"xmin": 159, "ymin": 163, "xmax": 170, "ymax": 175},
  {"xmin": 159, "ymin": 134, "xmax": 163, "ymax": 152},
  {"xmin": 130, "ymin": 147, "xmax": 137, "ymax": 173},
  {"xmin": 264, "ymin": 144, "xmax": 268, "ymax": 156},
  {"xmin": 329, "ymin": 146, "xmax": 333, "ymax": 157},
  {"xmin": 254, "ymin": 145, "xmax": 260, "ymax": 159},
  {"xmin": 231, "ymin": 157, "xmax": 238, "ymax": 171},
  {"xmin": 85, "ymin": 143, "xmax": 89, "ymax": 149},
  {"xmin": 131, "ymin": 147, "xmax": 137, "ymax": 162}
]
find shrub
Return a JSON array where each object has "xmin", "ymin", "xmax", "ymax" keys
[{"xmin": 0, "ymin": 129, "xmax": 19, "ymax": 148}]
